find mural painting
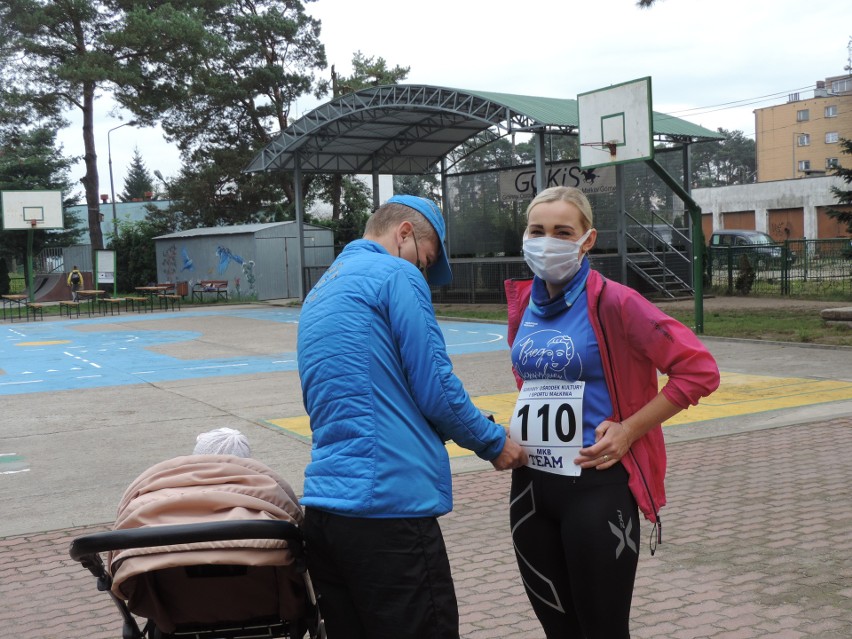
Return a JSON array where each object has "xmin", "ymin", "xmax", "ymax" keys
[{"xmin": 161, "ymin": 244, "xmax": 178, "ymax": 284}]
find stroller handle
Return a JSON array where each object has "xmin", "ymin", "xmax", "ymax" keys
[{"xmin": 69, "ymin": 519, "xmax": 303, "ymax": 562}]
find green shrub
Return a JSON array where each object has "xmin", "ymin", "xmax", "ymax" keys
[
  {"xmin": 734, "ymin": 254, "xmax": 755, "ymax": 294},
  {"xmin": 0, "ymin": 258, "xmax": 9, "ymax": 296}
]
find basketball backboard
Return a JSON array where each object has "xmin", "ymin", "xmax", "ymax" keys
[
  {"xmin": 577, "ymin": 77, "xmax": 654, "ymax": 169},
  {"xmin": 1, "ymin": 190, "xmax": 65, "ymax": 230}
]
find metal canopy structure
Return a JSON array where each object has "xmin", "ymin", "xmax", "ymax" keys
[
  {"xmin": 244, "ymin": 84, "xmax": 723, "ymax": 303},
  {"xmin": 244, "ymin": 84, "xmax": 722, "ymax": 177}
]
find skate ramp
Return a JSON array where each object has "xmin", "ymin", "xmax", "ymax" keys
[{"xmin": 33, "ymin": 271, "xmax": 92, "ymax": 302}]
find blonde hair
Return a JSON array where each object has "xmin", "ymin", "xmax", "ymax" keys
[
  {"xmin": 364, "ymin": 202, "xmax": 436, "ymax": 241},
  {"xmin": 525, "ymin": 186, "xmax": 594, "ymax": 231}
]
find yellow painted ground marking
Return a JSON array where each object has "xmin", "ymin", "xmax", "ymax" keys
[
  {"xmin": 15, "ymin": 340, "xmax": 71, "ymax": 346},
  {"xmin": 662, "ymin": 372, "xmax": 852, "ymax": 425},
  {"xmin": 265, "ymin": 416, "xmax": 312, "ymax": 442},
  {"xmin": 265, "ymin": 372, "xmax": 852, "ymax": 458}
]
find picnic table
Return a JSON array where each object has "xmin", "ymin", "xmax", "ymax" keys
[{"xmin": 2, "ymin": 294, "xmax": 28, "ymax": 321}]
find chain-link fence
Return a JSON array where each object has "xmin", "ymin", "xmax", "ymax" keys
[
  {"xmin": 8, "ymin": 274, "xmax": 26, "ymax": 294},
  {"xmin": 297, "ymin": 148, "xmax": 850, "ymax": 303},
  {"xmin": 708, "ymin": 238, "xmax": 852, "ymax": 297},
  {"xmin": 443, "ymin": 148, "xmax": 688, "ymax": 260},
  {"xmin": 433, "ymin": 149, "xmax": 691, "ymax": 303}
]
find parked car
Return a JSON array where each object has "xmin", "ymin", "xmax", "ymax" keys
[{"xmin": 708, "ymin": 229, "xmax": 796, "ymax": 269}]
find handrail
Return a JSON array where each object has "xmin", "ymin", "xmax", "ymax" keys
[
  {"xmin": 33, "ymin": 247, "xmax": 65, "ymax": 275},
  {"xmin": 623, "ymin": 209, "xmax": 692, "ymax": 265},
  {"xmin": 622, "ymin": 210, "xmax": 693, "ymax": 297}
]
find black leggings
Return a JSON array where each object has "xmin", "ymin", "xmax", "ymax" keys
[{"xmin": 510, "ymin": 464, "xmax": 640, "ymax": 639}]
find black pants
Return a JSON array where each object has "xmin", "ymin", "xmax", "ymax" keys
[
  {"xmin": 510, "ymin": 464, "xmax": 640, "ymax": 639},
  {"xmin": 303, "ymin": 508, "xmax": 459, "ymax": 639}
]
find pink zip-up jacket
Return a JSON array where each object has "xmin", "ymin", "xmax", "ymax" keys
[{"xmin": 505, "ymin": 271, "xmax": 720, "ymax": 524}]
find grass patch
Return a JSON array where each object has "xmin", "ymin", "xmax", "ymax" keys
[
  {"xmin": 665, "ymin": 308, "xmax": 852, "ymax": 346},
  {"xmin": 434, "ymin": 304, "xmax": 852, "ymax": 347},
  {"xmin": 433, "ymin": 306, "xmax": 507, "ymax": 322}
]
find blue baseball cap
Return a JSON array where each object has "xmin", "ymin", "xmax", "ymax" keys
[{"xmin": 387, "ymin": 194, "xmax": 453, "ymax": 286}]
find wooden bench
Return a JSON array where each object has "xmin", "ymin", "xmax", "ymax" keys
[
  {"xmin": 124, "ymin": 296, "xmax": 150, "ymax": 312},
  {"xmin": 820, "ymin": 306, "xmax": 852, "ymax": 328},
  {"xmin": 59, "ymin": 301, "xmax": 81, "ymax": 318},
  {"xmin": 191, "ymin": 280, "xmax": 229, "ymax": 303},
  {"xmin": 26, "ymin": 302, "xmax": 47, "ymax": 321},
  {"xmin": 158, "ymin": 293, "xmax": 182, "ymax": 311},
  {"xmin": 99, "ymin": 298, "xmax": 125, "ymax": 315}
]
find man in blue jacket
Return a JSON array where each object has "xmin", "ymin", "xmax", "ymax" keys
[{"xmin": 297, "ymin": 194, "xmax": 527, "ymax": 639}]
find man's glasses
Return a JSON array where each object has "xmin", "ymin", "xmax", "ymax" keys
[{"xmin": 412, "ymin": 233, "xmax": 428, "ymax": 278}]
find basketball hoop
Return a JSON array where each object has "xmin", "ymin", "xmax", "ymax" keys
[
  {"xmin": 580, "ymin": 141, "xmax": 618, "ymax": 158},
  {"xmin": 577, "ymin": 77, "xmax": 654, "ymax": 169},
  {"xmin": 30, "ymin": 219, "xmax": 37, "ymax": 228}
]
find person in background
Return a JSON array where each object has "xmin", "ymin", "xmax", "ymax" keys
[
  {"xmin": 505, "ymin": 186, "xmax": 720, "ymax": 638},
  {"xmin": 67, "ymin": 265, "xmax": 83, "ymax": 301},
  {"xmin": 297, "ymin": 194, "xmax": 528, "ymax": 639}
]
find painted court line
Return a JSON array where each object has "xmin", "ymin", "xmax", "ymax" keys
[
  {"xmin": 0, "ymin": 453, "xmax": 30, "ymax": 475},
  {"xmin": 264, "ymin": 371, "xmax": 852, "ymax": 458}
]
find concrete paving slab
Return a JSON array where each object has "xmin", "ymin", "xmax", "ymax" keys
[{"xmin": 1, "ymin": 304, "xmax": 851, "ymax": 638}]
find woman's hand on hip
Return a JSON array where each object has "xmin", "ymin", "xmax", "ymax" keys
[{"xmin": 574, "ymin": 420, "xmax": 632, "ymax": 470}]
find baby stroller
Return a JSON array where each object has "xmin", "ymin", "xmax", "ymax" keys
[{"xmin": 69, "ymin": 455, "xmax": 325, "ymax": 639}]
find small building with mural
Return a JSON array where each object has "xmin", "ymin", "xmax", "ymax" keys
[{"xmin": 154, "ymin": 222, "xmax": 334, "ymax": 301}]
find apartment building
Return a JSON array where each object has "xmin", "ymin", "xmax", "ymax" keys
[{"xmin": 755, "ymin": 73, "xmax": 852, "ymax": 182}]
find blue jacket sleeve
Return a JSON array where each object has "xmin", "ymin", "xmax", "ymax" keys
[{"xmin": 383, "ymin": 268, "xmax": 506, "ymax": 461}]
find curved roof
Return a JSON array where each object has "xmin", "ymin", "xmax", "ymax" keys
[{"xmin": 245, "ymin": 84, "xmax": 723, "ymax": 176}]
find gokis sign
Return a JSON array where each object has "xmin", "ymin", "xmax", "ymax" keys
[{"xmin": 498, "ymin": 162, "xmax": 616, "ymax": 202}]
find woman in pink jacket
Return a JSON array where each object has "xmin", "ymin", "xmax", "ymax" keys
[{"xmin": 505, "ymin": 186, "xmax": 719, "ymax": 638}]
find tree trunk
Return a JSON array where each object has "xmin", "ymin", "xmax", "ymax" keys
[
  {"xmin": 80, "ymin": 81, "xmax": 104, "ymax": 252},
  {"xmin": 331, "ymin": 174, "xmax": 342, "ymax": 221}
]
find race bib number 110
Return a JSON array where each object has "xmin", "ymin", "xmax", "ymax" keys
[{"xmin": 509, "ymin": 379, "xmax": 584, "ymax": 476}]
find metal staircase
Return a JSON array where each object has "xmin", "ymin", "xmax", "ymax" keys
[
  {"xmin": 627, "ymin": 254, "xmax": 693, "ymax": 299},
  {"xmin": 624, "ymin": 211, "xmax": 694, "ymax": 300}
]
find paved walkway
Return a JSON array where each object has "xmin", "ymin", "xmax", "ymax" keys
[
  {"xmin": 2, "ymin": 305, "xmax": 852, "ymax": 638},
  {"xmin": 3, "ymin": 416, "xmax": 850, "ymax": 638}
]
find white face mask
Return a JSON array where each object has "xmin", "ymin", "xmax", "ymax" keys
[{"xmin": 522, "ymin": 230, "xmax": 592, "ymax": 285}]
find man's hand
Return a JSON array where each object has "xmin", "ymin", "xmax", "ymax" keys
[{"xmin": 491, "ymin": 436, "xmax": 528, "ymax": 470}]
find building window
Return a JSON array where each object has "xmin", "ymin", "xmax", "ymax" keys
[
  {"xmin": 825, "ymin": 105, "xmax": 838, "ymax": 117},
  {"xmin": 825, "ymin": 132, "xmax": 839, "ymax": 144},
  {"xmin": 797, "ymin": 134, "xmax": 810, "ymax": 146},
  {"xmin": 798, "ymin": 160, "xmax": 810, "ymax": 171},
  {"xmin": 796, "ymin": 109, "xmax": 809, "ymax": 122},
  {"xmin": 826, "ymin": 158, "xmax": 839, "ymax": 169},
  {"xmin": 831, "ymin": 78, "xmax": 851, "ymax": 93}
]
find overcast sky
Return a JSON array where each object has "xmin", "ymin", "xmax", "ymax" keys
[{"xmin": 56, "ymin": 0, "xmax": 852, "ymax": 200}]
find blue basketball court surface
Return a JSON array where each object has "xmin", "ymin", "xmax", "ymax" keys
[{"xmin": 0, "ymin": 307, "xmax": 508, "ymax": 396}]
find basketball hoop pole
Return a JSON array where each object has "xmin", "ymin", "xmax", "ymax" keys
[{"xmin": 26, "ymin": 221, "xmax": 35, "ymax": 302}]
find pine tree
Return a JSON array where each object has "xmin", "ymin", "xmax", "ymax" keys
[
  {"xmin": 1, "ymin": 0, "xmax": 217, "ymax": 250},
  {"xmin": 119, "ymin": 148, "xmax": 156, "ymax": 202},
  {"xmin": 828, "ymin": 138, "xmax": 852, "ymax": 233}
]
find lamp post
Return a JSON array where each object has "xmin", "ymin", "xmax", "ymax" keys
[
  {"xmin": 153, "ymin": 169, "xmax": 169, "ymax": 200},
  {"xmin": 107, "ymin": 121, "xmax": 136, "ymax": 237}
]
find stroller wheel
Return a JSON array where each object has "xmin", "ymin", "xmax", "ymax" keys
[{"xmin": 145, "ymin": 621, "xmax": 168, "ymax": 639}]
